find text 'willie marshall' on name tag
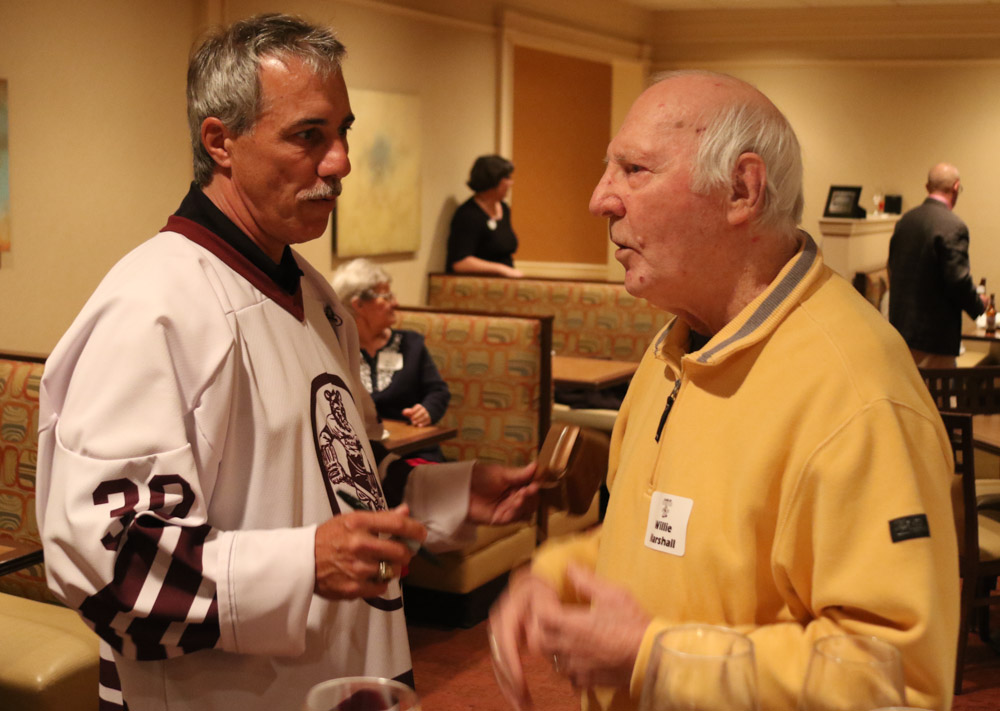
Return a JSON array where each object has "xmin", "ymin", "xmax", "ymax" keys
[{"xmin": 644, "ymin": 491, "xmax": 693, "ymax": 556}]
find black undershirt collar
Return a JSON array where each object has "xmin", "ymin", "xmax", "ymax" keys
[
  {"xmin": 689, "ymin": 330, "xmax": 711, "ymax": 352},
  {"xmin": 173, "ymin": 183, "xmax": 303, "ymax": 295}
]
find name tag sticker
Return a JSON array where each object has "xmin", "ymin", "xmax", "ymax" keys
[
  {"xmin": 381, "ymin": 351, "xmax": 404, "ymax": 372},
  {"xmin": 889, "ymin": 514, "xmax": 930, "ymax": 543},
  {"xmin": 645, "ymin": 492, "xmax": 693, "ymax": 556}
]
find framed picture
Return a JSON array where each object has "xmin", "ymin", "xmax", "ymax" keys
[
  {"xmin": 334, "ymin": 88, "xmax": 421, "ymax": 256},
  {"xmin": 823, "ymin": 185, "xmax": 863, "ymax": 218}
]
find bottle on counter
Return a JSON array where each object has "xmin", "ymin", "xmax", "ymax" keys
[
  {"xmin": 987, "ymin": 293, "xmax": 997, "ymax": 334},
  {"xmin": 977, "ymin": 278, "xmax": 988, "ymax": 328}
]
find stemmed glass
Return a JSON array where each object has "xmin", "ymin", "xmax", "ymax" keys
[
  {"xmin": 872, "ymin": 190, "xmax": 885, "ymax": 217},
  {"xmin": 304, "ymin": 676, "xmax": 421, "ymax": 711},
  {"xmin": 639, "ymin": 624, "xmax": 759, "ymax": 711},
  {"xmin": 798, "ymin": 635, "xmax": 905, "ymax": 711}
]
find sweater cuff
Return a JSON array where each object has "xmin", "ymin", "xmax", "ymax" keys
[{"xmin": 630, "ymin": 620, "xmax": 670, "ymax": 701}]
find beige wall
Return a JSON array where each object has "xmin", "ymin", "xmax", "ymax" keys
[
  {"xmin": 0, "ymin": 0, "xmax": 196, "ymax": 354},
  {"xmin": 5, "ymin": 0, "xmax": 1000, "ymax": 355},
  {"xmin": 653, "ymin": 4, "xmax": 1000, "ymax": 310}
]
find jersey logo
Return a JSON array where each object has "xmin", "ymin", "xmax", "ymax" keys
[
  {"xmin": 311, "ymin": 373, "xmax": 383, "ymax": 512},
  {"xmin": 324, "ymin": 304, "xmax": 343, "ymax": 328},
  {"xmin": 310, "ymin": 373, "xmax": 402, "ymax": 611}
]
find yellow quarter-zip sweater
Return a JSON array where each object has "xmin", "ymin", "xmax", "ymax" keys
[{"xmin": 532, "ymin": 236, "xmax": 959, "ymax": 711}]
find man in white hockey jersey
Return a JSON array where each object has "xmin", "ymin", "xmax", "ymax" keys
[{"xmin": 35, "ymin": 13, "xmax": 538, "ymax": 711}]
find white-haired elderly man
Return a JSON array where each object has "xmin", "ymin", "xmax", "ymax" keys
[
  {"xmin": 489, "ymin": 71, "xmax": 958, "ymax": 711},
  {"xmin": 36, "ymin": 13, "xmax": 537, "ymax": 711}
]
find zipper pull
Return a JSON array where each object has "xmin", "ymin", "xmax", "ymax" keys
[{"xmin": 655, "ymin": 379, "xmax": 682, "ymax": 443}]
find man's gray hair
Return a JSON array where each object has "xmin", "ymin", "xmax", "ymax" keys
[
  {"xmin": 331, "ymin": 258, "xmax": 391, "ymax": 310},
  {"xmin": 653, "ymin": 70, "xmax": 804, "ymax": 236},
  {"xmin": 187, "ymin": 13, "xmax": 347, "ymax": 187}
]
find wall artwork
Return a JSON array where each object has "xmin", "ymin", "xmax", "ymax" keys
[
  {"xmin": 1, "ymin": 80, "xmax": 10, "ymax": 254},
  {"xmin": 334, "ymin": 88, "xmax": 421, "ymax": 256}
]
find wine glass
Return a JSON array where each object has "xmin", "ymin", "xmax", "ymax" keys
[
  {"xmin": 639, "ymin": 624, "xmax": 758, "ymax": 711},
  {"xmin": 304, "ymin": 676, "xmax": 421, "ymax": 711},
  {"xmin": 872, "ymin": 190, "xmax": 885, "ymax": 217},
  {"xmin": 798, "ymin": 635, "xmax": 905, "ymax": 711}
]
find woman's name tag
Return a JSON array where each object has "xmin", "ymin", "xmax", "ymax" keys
[{"xmin": 381, "ymin": 350, "xmax": 403, "ymax": 372}]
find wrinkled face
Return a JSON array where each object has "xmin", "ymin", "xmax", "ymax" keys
[
  {"xmin": 589, "ymin": 78, "xmax": 728, "ymax": 316},
  {"xmin": 225, "ymin": 56, "xmax": 354, "ymax": 259},
  {"xmin": 354, "ymin": 283, "xmax": 397, "ymax": 333}
]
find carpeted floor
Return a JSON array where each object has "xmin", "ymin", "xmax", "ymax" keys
[
  {"xmin": 409, "ymin": 620, "xmax": 578, "ymax": 711},
  {"xmin": 408, "ymin": 621, "xmax": 1000, "ymax": 711}
]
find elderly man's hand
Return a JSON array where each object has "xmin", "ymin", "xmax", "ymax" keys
[
  {"xmin": 468, "ymin": 460, "xmax": 539, "ymax": 525},
  {"xmin": 488, "ymin": 569, "xmax": 564, "ymax": 710},
  {"xmin": 489, "ymin": 564, "xmax": 650, "ymax": 709},
  {"xmin": 526, "ymin": 564, "xmax": 650, "ymax": 691},
  {"xmin": 314, "ymin": 504, "xmax": 427, "ymax": 599}
]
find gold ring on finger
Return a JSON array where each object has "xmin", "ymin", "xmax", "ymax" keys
[{"xmin": 375, "ymin": 560, "xmax": 394, "ymax": 583}]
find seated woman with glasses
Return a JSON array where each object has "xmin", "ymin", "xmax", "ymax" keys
[{"xmin": 332, "ymin": 259, "xmax": 451, "ymax": 461}]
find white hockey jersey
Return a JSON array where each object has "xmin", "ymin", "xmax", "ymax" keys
[{"xmin": 36, "ymin": 214, "xmax": 473, "ymax": 711}]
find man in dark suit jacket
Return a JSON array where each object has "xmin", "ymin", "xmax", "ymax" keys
[{"xmin": 888, "ymin": 162, "xmax": 985, "ymax": 367}]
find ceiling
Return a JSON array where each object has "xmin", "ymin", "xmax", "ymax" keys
[{"xmin": 620, "ymin": 0, "xmax": 998, "ymax": 8}]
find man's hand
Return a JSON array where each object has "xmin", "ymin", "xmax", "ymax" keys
[
  {"xmin": 488, "ymin": 565, "xmax": 650, "ymax": 709},
  {"xmin": 314, "ymin": 504, "xmax": 427, "ymax": 599},
  {"xmin": 402, "ymin": 404, "xmax": 431, "ymax": 427},
  {"xmin": 526, "ymin": 564, "xmax": 650, "ymax": 690},
  {"xmin": 488, "ymin": 569, "xmax": 563, "ymax": 710},
  {"xmin": 468, "ymin": 460, "xmax": 539, "ymax": 525}
]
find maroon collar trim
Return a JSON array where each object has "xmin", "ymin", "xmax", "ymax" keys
[{"xmin": 161, "ymin": 215, "xmax": 305, "ymax": 321}]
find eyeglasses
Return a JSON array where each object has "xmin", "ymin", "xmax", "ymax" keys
[{"xmin": 363, "ymin": 289, "xmax": 395, "ymax": 302}]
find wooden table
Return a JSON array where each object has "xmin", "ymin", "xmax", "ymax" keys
[
  {"xmin": 381, "ymin": 419, "xmax": 458, "ymax": 456},
  {"xmin": 973, "ymin": 414, "xmax": 1000, "ymax": 455},
  {"xmin": 0, "ymin": 535, "xmax": 43, "ymax": 577},
  {"xmin": 963, "ymin": 328, "xmax": 1000, "ymax": 343},
  {"xmin": 552, "ymin": 355, "xmax": 638, "ymax": 390}
]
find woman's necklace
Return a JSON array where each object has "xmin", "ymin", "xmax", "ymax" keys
[{"xmin": 475, "ymin": 196, "xmax": 501, "ymax": 230}]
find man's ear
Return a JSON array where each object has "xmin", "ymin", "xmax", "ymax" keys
[
  {"xmin": 200, "ymin": 117, "xmax": 234, "ymax": 170},
  {"xmin": 727, "ymin": 152, "xmax": 766, "ymax": 226}
]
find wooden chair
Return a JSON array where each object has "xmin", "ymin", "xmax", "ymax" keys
[
  {"xmin": 920, "ymin": 366, "xmax": 1000, "ymax": 513},
  {"xmin": 919, "ymin": 366, "xmax": 1000, "ymax": 414},
  {"xmin": 939, "ymin": 412, "xmax": 1000, "ymax": 694}
]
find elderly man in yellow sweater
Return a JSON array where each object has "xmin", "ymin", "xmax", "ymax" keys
[{"xmin": 490, "ymin": 70, "xmax": 958, "ymax": 711}]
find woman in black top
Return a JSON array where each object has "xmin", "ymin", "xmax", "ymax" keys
[
  {"xmin": 446, "ymin": 155, "xmax": 522, "ymax": 277},
  {"xmin": 332, "ymin": 259, "xmax": 451, "ymax": 460}
]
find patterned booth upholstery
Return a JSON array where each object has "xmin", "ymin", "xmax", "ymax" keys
[
  {"xmin": 395, "ymin": 307, "xmax": 553, "ymax": 463},
  {"xmin": 1, "ymin": 355, "xmax": 52, "ymax": 602},
  {"xmin": 0, "ymin": 353, "xmax": 99, "ymax": 711},
  {"xmin": 395, "ymin": 308, "xmax": 598, "ymax": 625},
  {"xmin": 427, "ymin": 274, "xmax": 672, "ymax": 362}
]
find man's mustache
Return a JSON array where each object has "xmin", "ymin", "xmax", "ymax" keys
[{"xmin": 300, "ymin": 180, "xmax": 342, "ymax": 200}]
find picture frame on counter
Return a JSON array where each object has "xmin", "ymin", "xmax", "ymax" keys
[{"xmin": 823, "ymin": 185, "xmax": 864, "ymax": 218}]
